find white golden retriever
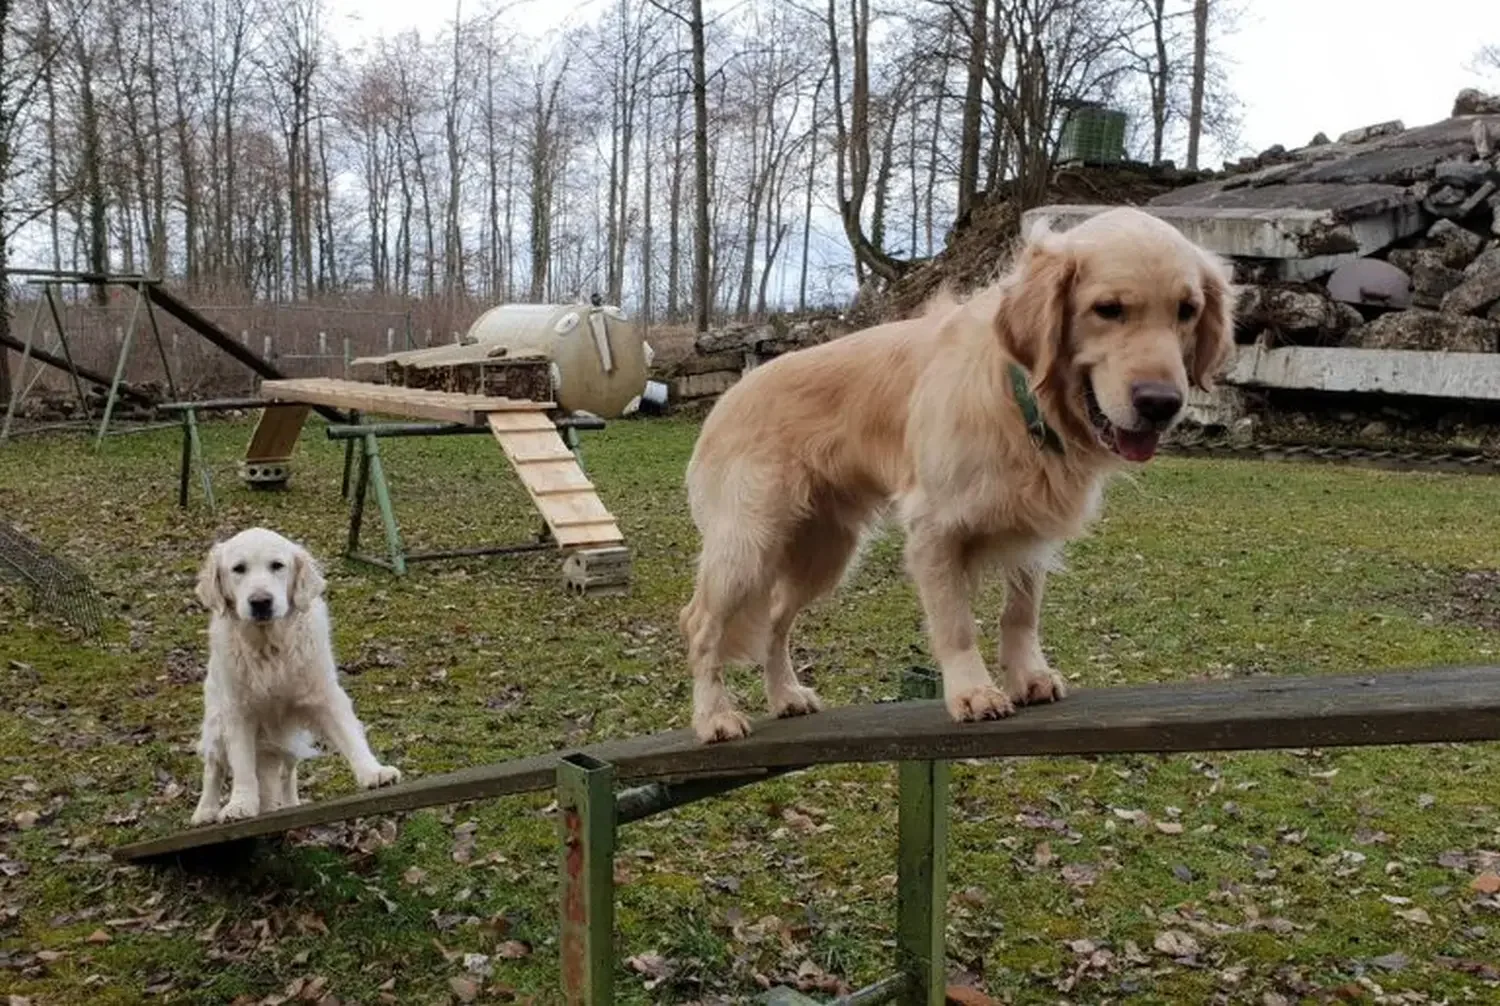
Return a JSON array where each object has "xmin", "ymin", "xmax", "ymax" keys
[{"xmin": 190, "ymin": 527, "xmax": 401, "ymax": 825}]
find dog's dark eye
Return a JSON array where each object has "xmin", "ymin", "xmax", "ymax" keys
[
  {"xmin": 1178, "ymin": 300, "xmax": 1198, "ymax": 322},
  {"xmin": 1093, "ymin": 301, "xmax": 1124, "ymax": 321},
  {"xmin": 269, "ymin": 561, "xmax": 285, "ymax": 572},
  {"xmin": 231, "ymin": 562, "xmax": 247, "ymax": 575}
]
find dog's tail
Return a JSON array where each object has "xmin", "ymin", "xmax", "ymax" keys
[{"xmin": 268, "ymin": 728, "xmax": 321, "ymax": 761}]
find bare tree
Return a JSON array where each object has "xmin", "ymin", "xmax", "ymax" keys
[{"xmin": 1185, "ymin": 0, "xmax": 1206, "ymax": 169}]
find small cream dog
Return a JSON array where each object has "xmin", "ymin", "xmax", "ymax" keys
[{"xmin": 190, "ymin": 527, "xmax": 401, "ymax": 825}]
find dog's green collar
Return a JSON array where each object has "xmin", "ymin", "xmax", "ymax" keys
[{"xmin": 1007, "ymin": 361, "xmax": 1065, "ymax": 456}]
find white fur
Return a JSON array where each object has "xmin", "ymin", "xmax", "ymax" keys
[{"xmin": 190, "ymin": 527, "xmax": 401, "ymax": 826}]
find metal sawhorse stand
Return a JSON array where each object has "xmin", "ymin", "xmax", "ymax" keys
[{"xmin": 328, "ymin": 415, "xmax": 605, "ymax": 575}]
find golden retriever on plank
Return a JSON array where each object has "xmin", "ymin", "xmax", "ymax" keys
[{"xmin": 679, "ymin": 206, "xmax": 1235, "ymax": 743}]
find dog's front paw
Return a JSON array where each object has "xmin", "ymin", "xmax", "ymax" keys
[
  {"xmin": 189, "ymin": 803, "xmax": 219, "ymax": 826},
  {"xmin": 946, "ymin": 685, "xmax": 1016, "ymax": 722},
  {"xmin": 694, "ymin": 709, "xmax": 752, "ymax": 744},
  {"xmin": 1005, "ymin": 664, "xmax": 1068, "ymax": 705},
  {"xmin": 770, "ymin": 684, "xmax": 823, "ymax": 720},
  {"xmin": 356, "ymin": 764, "xmax": 402, "ymax": 789},
  {"xmin": 216, "ymin": 795, "xmax": 260, "ymax": 822}
]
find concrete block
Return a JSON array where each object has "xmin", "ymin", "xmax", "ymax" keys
[
  {"xmin": 1224, "ymin": 344, "xmax": 1500, "ymax": 400},
  {"xmin": 669, "ymin": 369, "xmax": 739, "ymax": 400},
  {"xmin": 1023, "ymin": 195, "xmax": 1424, "ymax": 274}
]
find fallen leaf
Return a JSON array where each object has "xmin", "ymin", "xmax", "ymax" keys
[
  {"xmin": 626, "ymin": 952, "xmax": 675, "ymax": 989},
  {"xmin": 1394, "ymin": 907, "xmax": 1432, "ymax": 926},
  {"xmin": 448, "ymin": 976, "xmax": 478, "ymax": 1003},
  {"xmin": 402, "ymin": 867, "xmax": 427, "ymax": 886},
  {"xmin": 1154, "ymin": 820, "xmax": 1184, "ymax": 834},
  {"xmin": 13, "ymin": 811, "xmax": 38, "ymax": 831},
  {"xmin": 1368, "ymin": 952, "xmax": 1409, "ymax": 972},
  {"xmin": 1472, "ymin": 872, "xmax": 1500, "ymax": 895},
  {"xmin": 1060, "ymin": 863, "xmax": 1098, "ymax": 888},
  {"xmin": 945, "ymin": 987, "xmax": 1002, "ymax": 1006},
  {"xmin": 452, "ymin": 821, "xmax": 478, "ymax": 865},
  {"xmin": 462, "ymin": 953, "xmax": 491, "ymax": 976},
  {"xmin": 9, "ymin": 996, "xmax": 32, "ymax": 1006},
  {"xmin": 1153, "ymin": 929, "xmax": 1200, "ymax": 958},
  {"xmin": 84, "ymin": 929, "xmax": 111, "ymax": 944},
  {"xmin": 495, "ymin": 940, "xmax": 531, "ymax": 959},
  {"xmin": 1032, "ymin": 842, "xmax": 1055, "ymax": 867}
]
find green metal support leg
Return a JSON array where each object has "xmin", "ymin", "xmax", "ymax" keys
[
  {"xmin": 345, "ymin": 432, "xmax": 408, "ymax": 575},
  {"xmin": 558, "ymin": 753, "xmax": 616, "ymax": 1006},
  {"xmin": 175, "ymin": 409, "xmax": 216, "ymax": 512},
  {"xmin": 0, "ymin": 297, "xmax": 47, "ymax": 443},
  {"xmin": 896, "ymin": 668, "xmax": 949, "ymax": 1005},
  {"xmin": 364, "ymin": 433, "xmax": 406, "ymax": 575},
  {"xmin": 95, "ymin": 286, "xmax": 144, "ymax": 450}
]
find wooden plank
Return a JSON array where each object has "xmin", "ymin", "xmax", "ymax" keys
[
  {"xmin": 114, "ymin": 665, "xmax": 1500, "ymax": 863},
  {"xmin": 487, "ymin": 414, "xmax": 625, "ymax": 549},
  {"xmin": 245, "ymin": 404, "xmax": 311, "ymax": 462},
  {"xmin": 1225, "ymin": 345, "xmax": 1500, "ymax": 401},
  {"xmin": 554, "ymin": 523, "xmax": 625, "ymax": 548},
  {"xmin": 534, "ymin": 490, "xmax": 613, "ymax": 526},
  {"xmin": 486, "ymin": 411, "xmax": 561, "ymax": 434},
  {"xmin": 259, "ymin": 378, "xmax": 554, "ymax": 425}
]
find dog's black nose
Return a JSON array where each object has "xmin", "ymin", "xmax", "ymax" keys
[
  {"xmin": 248, "ymin": 596, "xmax": 273, "ymax": 619},
  {"xmin": 1130, "ymin": 381, "xmax": 1183, "ymax": 425}
]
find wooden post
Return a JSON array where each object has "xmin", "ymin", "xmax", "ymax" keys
[
  {"xmin": 896, "ymin": 668, "xmax": 948, "ymax": 1005},
  {"xmin": 558, "ymin": 754, "xmax": 616, "ymax": 1005}
]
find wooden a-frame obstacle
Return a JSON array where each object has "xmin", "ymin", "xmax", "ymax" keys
[
  {"xmin": 114, "ymin": 665, "xmax": 1500, "ymax": 1004},
  {"xmin": 173, "ymin": 377, "xmax": 630, "ymax": 589}
]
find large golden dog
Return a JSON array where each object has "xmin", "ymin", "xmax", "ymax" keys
[{"xmin": 679, "ymin": 206, "xmax": 1236, "ymax": 743}]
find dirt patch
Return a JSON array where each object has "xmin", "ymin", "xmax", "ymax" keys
[
  {"xmin": 886, "ymin": 164, "xmax": 1189, "ymax": 319},
  {"xmin": 1433, "ymin": 569, "xmax": 1500, "ymax": 631}
]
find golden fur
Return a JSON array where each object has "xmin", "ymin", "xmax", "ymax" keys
[
  {"xmin": 190, "ymin": 527, "xmax": 401, "ymax": 824},
  {"xmin": 680, "ymin": 207, "xmax": 1235, "ymax": 742}
]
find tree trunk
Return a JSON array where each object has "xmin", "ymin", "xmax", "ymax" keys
[
  {"xmin": 956, "ymin": 0, "xmax": 987, "ymax": 220},
  {"xmin": 689, "ymin": 0, "xmax": 711, "ymax": 332},
  {"xmin": 1187, "ymin": 0, "xmax": 1208, "ymax": 170},
  {"xmin": 1150, "ymin": 0, "xmax": 1168, "ymax": 165},
  {"xmin": 78, "ymin": 35, "xmax": 108, "ymax": 303}
]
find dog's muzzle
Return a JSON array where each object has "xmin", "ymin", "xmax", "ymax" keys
[{"xmin": 247, "ymin": 595, "xmax": 274, "ymax": 621}]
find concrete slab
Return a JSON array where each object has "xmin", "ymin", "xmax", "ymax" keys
[
  {"xmin": 1224, "ymin": 344, "xmax": 1500, "ymax": 400},
  {"xmin": 1023, "ymin": 191, "xmax": 1424, "ymax": 267}
]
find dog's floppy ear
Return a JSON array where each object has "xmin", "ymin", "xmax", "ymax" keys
[
  {"xmin": 1190, "ymin": 249, "xmax": 1236, "ymax": 391},
  {"xmin": 996, "ymin": 224, "xmax": 1076, "ymax": 396},
  {"xmin": 288, "ymin": 544, "xmax": 326, "ymax": 611},
  {"xmin": 195, "ymin": 544, "xmax": 231, "ymax": 614}
]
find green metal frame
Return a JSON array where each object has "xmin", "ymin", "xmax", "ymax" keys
[
  {"xmin": 97, "ymin": 280, "xmax": 178, "ymax": 449},
  {"xmin": 551, "ymin": 669, "xmax": 951, "ymax": 1005},
  {"xmin": 340, "ymin": 421, "xmax": 595, "ymax": 576},
  {"xmin": 1, "ymin": 284, "xmax": 92, "ymax": 443}
]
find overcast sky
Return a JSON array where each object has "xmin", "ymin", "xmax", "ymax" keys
[{"xmin": 327, "ymin": 0, "xmax": 1500, "ymax": 164}]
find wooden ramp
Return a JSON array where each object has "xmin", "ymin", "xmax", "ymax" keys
[
  {"xmin": 488, "ymin": 413, "xmax": 622, "ymax": 548},
  {"xmin": 246, "ymin": 378, "xmax": 621, "ymax": 551},
  {"xmin": 114, "ymin": 665, "xmax": 1500, "ymax": 863}
]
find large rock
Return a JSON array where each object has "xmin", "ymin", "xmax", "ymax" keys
[
  {"xmin": 1237, "ymin": 286, "xmax": 1362, "ymax": 342},
  {"xmin": 1454, "ymin": 89, "xmax": 1500, "ymax": 116},
  {"xmin": 1426, "ymin": 218, "xmax": 1486, "ymax": 268},
  {"xmin": 1347, "ymin": 309, "xmax": 1500, "ymax": 352},
  {"xmin": 1441, "ymin": 247, "xmax": 1500, "ymax": 317},
  {"xmin": 1408, "ymin": 256, "xmax": 1467, "ymax": 309}
]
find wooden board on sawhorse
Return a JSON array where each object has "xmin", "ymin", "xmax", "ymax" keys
[{"xmin": 112, "ymin": 665, "xmax": 1500, "ymax": 1004}]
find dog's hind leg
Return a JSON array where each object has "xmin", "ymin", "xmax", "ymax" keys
[
  {"xmin": 681, "ymin": 532, "xmax": 776, "ymax": 744},
  {"xmin": 761, "ymin": 516, "xmax": 860, "ymax": 719}
]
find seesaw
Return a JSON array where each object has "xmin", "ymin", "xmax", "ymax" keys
[{"xmin": 115, "ymin": 666, "xmax": 1500, "ymax": 1005}]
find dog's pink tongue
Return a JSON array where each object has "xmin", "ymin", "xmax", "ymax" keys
[{"xmin": 1113, "ymin": 428, "xmax": 1160, "ymax": 462}]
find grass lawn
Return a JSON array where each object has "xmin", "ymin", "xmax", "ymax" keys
[{"xmin": 0, "ymin": 414, "xmax": 1497, "ymax": 1005}]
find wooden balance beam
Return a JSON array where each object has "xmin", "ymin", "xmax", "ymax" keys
[
  {"xmin": 115, "ymin": 665, "xmax": 1500, "ymax": 864},
  {"xmin": 113, "ymin": 665, "xmax": 1500, "ymax": 1005}
]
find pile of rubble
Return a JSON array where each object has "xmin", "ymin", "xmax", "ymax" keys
[
  {"xmin": 654, "ymin": 312, "xmax": 849, "ymax": 406},
  {"xmin": 1027, "ymin": 90, "xmax": 1500, "ymax": 353}
]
